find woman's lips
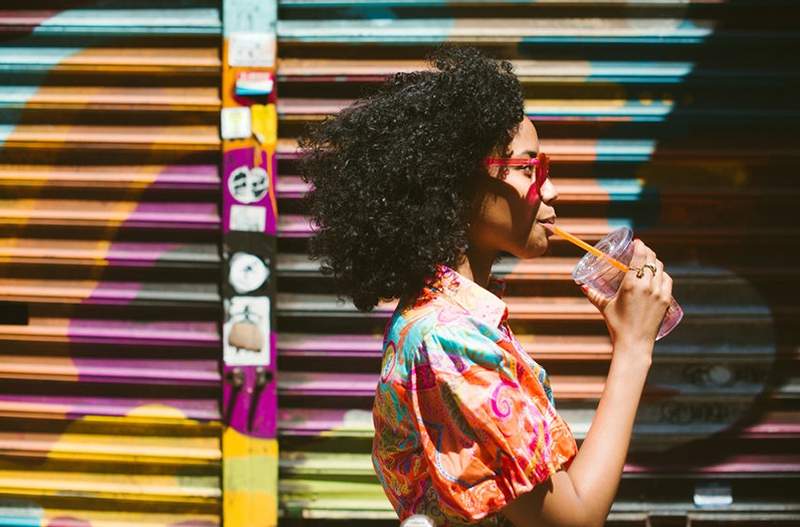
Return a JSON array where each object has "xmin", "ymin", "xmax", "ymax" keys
[{"xmin": 537, "ymin": 220, "xmax": 555, "ymax": 236}]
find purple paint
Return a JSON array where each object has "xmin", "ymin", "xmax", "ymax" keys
[
  {"xmin": 67, "ymin": 319, "xmax": 218, "ymax": 347},
  {"xmin": 222, "ymin": 146, "xmax": 277, "ymax": 235},
  {"xmin": 222, "ymin": 331, "xmax": 278, "ymax": 439},
  {"xmin": 155, "ymin": 164, "xmax": 220, "ymax": 190},
  {"xmin": 278, "ymin": 408, "xmax": 365, "ymax": 436},
  {"xmin": 104, "ymin": 241, "xmax": 220, "ymax": 268},
  {"xmin": 71, "ymin": 357, "xmax": 219, "ymax": 386},
  {"xmin": 124, "ymin": 202, "xmax": 219, "ymax": 230},
  {"xmin": 0, "ymin": 394, "xmax": 220, "ymax": 421}
]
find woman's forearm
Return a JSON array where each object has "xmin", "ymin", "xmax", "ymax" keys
[{"xmin": 566, "ymin": 341, "xmax": 652, "ymax": 526}]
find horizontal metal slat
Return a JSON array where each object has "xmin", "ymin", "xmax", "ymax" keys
[
  {"xmin": 279, "ymin": 97, "xmax": 799, "ymax": 123},
  {"xmin": 0, "ymin": 507, "xmax": 219, "ymax": 527},
  {"xmin": 0, "ymin": 164, "xmax": 219, "ymax": 191},
  {"xmin": 0, "ymin": 86, "xmax": 220, "ymax": 113},
  {"xmin": 0, "ymin": 355, "xmax": 220, "ymax": 386},
  {"xmin": 0, "ymin": 318, "xmax": 219, "ymax": 348},
  {"xmin": 0, "ymin": 125, "xmax": 220, "ymax": 152},
  {"xmin": 277, "ymin": 252, "xmax": 798, "ymax": 283},
  {"xmin": 0, "ymin": 395, "xmax": 220, "ymax": 423},
  {"xmin": 0, "ymin": 9, "xmax": 221, "ymax": 36},
  {"xmin": 277, "ymin": 58, "xmax": 797, "ymax": 84},
  {"xmin": 0, "ymin": 47, "xmax": 220, "ymax": 75},
  {"xmin": 278, "ymin": 331, "xmax": 785, "ymax": 363},
  {"xmin": 277, "ymin": 18, "xmax": 797, "ymax": 45},
  {"xmin": 0, "ymin": 199, "xmax": 219, "ymax": 230},
  {"xmin": 0, "ymin": 469, "xmax": 220, "ymax": 503},
  {"xmin": 0, "ymin": 430, "xmax": 220, "ymax": 465},
  {"xmin": 276, "ymin": 175, "xmax": 800, "ymax": 206},
  {"xmin": 276, "ymin": 291, "xmax": 797, "ymax": 321},
  {"xmin": 0, "ymin": 239, "xmax": 219, "ymax": 268},
  {"xmin": 278, "ymin": 407, "xmax": 800, "ymax": 439},
  {"xmin": 278, "ymin": 0, "xmax": 772, "ymax": 6},
  {"xmin": 275, "ymin": 215, "xmax": 800, "ymax": 245},
  {"xmin": 279, "ymin": 451, "xmax": 800, "ymax": 477},
  {"xmin": 277, "ymin": 138, "xmax": 800, "ymax": 161},
  {"xmin": 0, "ymin": 278, "xmax": 219, "ymax": 306}
]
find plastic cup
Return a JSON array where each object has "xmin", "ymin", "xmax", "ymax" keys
[{"xmin": 571, "ymin": 226, "xmax": 684, "ymax": 341}]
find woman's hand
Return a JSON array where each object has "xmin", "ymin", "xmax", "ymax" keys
[{"xmin": 581, "ymin": 239, "xmax": 673, "ymax": 356}]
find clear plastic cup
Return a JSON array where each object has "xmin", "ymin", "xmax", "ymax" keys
[{"xmin": 571, "ymin": 226, "xmax": 683, "ymax": 341}]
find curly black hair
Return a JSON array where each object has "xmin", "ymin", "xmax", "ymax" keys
[{"xmin": 298, "ymin": 45, "xmax": 525, "ymax": 311}]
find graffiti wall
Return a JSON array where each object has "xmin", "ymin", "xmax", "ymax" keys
[
  {"xmin": 0, "ymin": 3, "xmax": 224, "ymax": 526},
  {"xmin": 274, "ymin": 1, "xmax": 800, "ymax": 526}
]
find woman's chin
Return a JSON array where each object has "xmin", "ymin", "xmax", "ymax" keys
[{"xmin": 520, "ymin": 237, "xmax": 549, "ymax": 259}]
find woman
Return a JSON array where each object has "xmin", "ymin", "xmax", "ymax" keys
[{"xmin": 299, "ymin": 45, "xmax": 673, "ymax": 527}]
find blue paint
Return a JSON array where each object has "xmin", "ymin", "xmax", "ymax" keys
[
  {"xmin": 596, "ymin": 140, "xmax": 657, "ymax": 162},
  {"xmin": 0, "ymin": 46, "xmax": 81, "ymax": 146},
  {"xmin": 0, "ymin": 499, "xmax": 43, "ymax": 527},
  {"xmin": 0, "ymin": 47, "xmax": 83, "ymax": 73},
  {"xmin": 33, "ymin": 9, "xmax": 221, "ymax": 36},
  {"xmin": 588, "ymin": 61, "xmax": 693, "ymax": 83},
  {"xmin": 595, "ymin": 179, "xmax": 645, "ymax": 202},
  {"xmin": 608, "ymin": 218, "xmax": 635, "ymax": 230},
  {"xmin": 224, "ymin": 0, "xmax": 277, "ymax": 36}
]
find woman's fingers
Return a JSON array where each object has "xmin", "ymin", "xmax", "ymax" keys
[
  {"xmin": 624, "ymin": 240, "xmax": 655, "ymax": 291},
  {"xmin": 650, "ymin": 259, "xmax": 664, "ymax": 294}
]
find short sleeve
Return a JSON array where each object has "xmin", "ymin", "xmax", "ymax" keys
[{"xmin": 407, "ymin": 323, "xmax": 578, "ymax": 523}]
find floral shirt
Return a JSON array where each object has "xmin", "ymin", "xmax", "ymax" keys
[{"xmin": 372, "ymin": 264, "xmax": 578, "ymax": 526}]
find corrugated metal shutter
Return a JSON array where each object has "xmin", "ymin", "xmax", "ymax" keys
[
  {"xmin": 275, "ymin": 1, "xmax": 800, "ymax": 525},
  {"xmin": 0, "ymin": 3, "xmax": 223, "ymax": 526}
]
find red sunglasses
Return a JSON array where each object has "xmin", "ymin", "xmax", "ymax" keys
[{"xmin": 484, "ymin": 152, "xmax": 550, "ymax": 205}]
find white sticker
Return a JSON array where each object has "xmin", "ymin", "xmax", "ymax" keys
[
  {"xmin": 229, "ymin": 204, "xmax": 266, "ymax": 232},
  {"xmin": 220, "ymin": 107, "xmax": 252, "ymax": 140},
  {"xmin": 693, "ymin": 482, "xmax": 733, "ymax": 508},
  {"xmin": 229, "ymin": 252, "xmax": 269, "ymax": 293},
  {"xmin": 228, "ymin": 32, "xmax": 275, "ymax": 67},
  {"xmin": 224, "ymin": 297, "xmax": 270, "ymax": 366},
  {"xmin": 228, "ymin": 165, "xmax": 268, "ymax": 204}
]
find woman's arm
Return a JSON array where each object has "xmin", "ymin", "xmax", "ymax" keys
[
  {"xmin": 502, "ymin": 239, "xmax": 670, "ymax": 526},
  {"xmin": 501, "ymin": 340, "xmax": 652, "ymax": 527}
]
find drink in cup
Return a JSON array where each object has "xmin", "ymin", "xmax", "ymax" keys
[{"xmin": 567, "ymin": 226, "xmax": 683, "ymax": 341}]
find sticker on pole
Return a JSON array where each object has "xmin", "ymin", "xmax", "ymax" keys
[
  {"xmin": 220, "ymin": 107, "xmax": 252, "ymax": 140},
  {"xmin": 228, "ymin": 32, "xmax": 275, "ymax": 67},
  {"xmin": 229, "ymin": 204, "xmax": 266, "ymax": 232},
  {"xmin": 228, "ymin": 252, "xmax": 269, "ymax": 294},
  {"xmin": 228, "ymin": 165, "xmax": 268, "ymax": 204},
  {"xmin": 224, "ymin": 296, "xmax": 270, "ymax": 366}
]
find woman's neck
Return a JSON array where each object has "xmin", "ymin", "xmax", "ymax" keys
[{"xmin": 455, "ymin": 245, "xmax": 497, "ymax": 288}]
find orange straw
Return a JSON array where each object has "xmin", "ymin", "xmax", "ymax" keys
[{"xmin": 546, "ymin": 224, "xmax": 630, "ymax": 273}]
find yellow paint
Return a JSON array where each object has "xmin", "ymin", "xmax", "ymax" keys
[
  {"xmin": 126, "ymin": 403, "xmax": 189, "ymax": 420},
  {"xmin": 223, "ymin": 428, "xmax": 277, "ymax": 527}
]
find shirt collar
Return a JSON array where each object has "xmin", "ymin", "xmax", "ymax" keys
[{"xmin": 421, "ymin": 263, "xmax": 509, "ymax": 327}]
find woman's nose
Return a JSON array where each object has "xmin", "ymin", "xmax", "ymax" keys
[{"xmin": 540, "ymin": 178, "xmax": 559, "ymax": 204}]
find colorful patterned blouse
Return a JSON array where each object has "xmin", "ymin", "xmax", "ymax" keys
[{"xmin": 372, "ymin": 264, "xmax": 578, "ymax": 526}]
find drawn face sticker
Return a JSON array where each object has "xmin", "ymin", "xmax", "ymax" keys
[{"xmin": 228, "ymin": 165, "xmax": 268, "ymax": 204}]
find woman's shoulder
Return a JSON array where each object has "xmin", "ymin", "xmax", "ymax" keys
[{"xmin": 379, "ymin": 299, "xmax": 510, "ymax": 385}]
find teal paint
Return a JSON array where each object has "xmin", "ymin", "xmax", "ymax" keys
[
  {"xmin": 33, "ymin": 8, "xmax": 221, "ymax": 36},
  {"xmin": 224, "ymin": 0, "xmax": 277, "ymax": 36}
]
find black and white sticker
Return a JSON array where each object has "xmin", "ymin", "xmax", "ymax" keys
[
  {"xmin": 228, "ymin": 252, "xmax": 269, "ymax": 294},
  {"xmin": 228, "ymin": 164, "xmax": 268, "ymax": 204},
  {"xmin": 223, "ymin": 296, "xmax": 270, "ymax": 366}
]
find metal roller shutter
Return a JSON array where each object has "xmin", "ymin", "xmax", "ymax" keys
[
  {"xmin": 275, "ymin": 1, "xmax": 800, "ymax": 525},
  {"xmin": 0, "ymin": 3, "xmax": 223, "ymax": 526}
]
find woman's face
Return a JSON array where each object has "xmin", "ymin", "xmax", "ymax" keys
[{"xmin": 469, "ymin": 117, "xmax": 559, "ymax": 259}]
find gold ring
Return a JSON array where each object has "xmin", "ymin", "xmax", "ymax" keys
[{"xmin": 631, "ymin": 263, "xmax": 657, "ymax": 279}]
